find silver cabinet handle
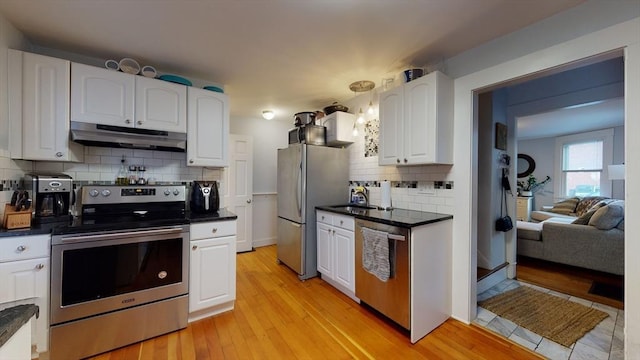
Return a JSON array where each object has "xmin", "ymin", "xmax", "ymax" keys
[
  {"xmin": 192, "ymin": 245, "xmax": 198, "ymax": 251},
  {"xmin": 340, "ymin": 220, "xmax": 344, "ymax": 225},
  {"xmin": 404, "ymin": 158, "xmax": 408, "ymax": 163},
  {"xmin": 396, "ymin": 158, "xmax": 400, "ymax": 164},
  {"xmin": 16, "ymin": 245, "xmax": 26, "ymax": 252},
  {"xmin": 56, "ymin": 152, "xmax": 63, "ymax": 157},
  {"xmin": 137, "ymin": 120, "xmax": 143, "ymax": 125},
  {"xmin": 246, "ymin": 199, "xmax": 252, "ymax": 204},
  {"xmin": 189, "ymin": 159, "xmax": 194, "ymax": 164},
  {"xmin": 211, "ymin": 228, "xmax": 217, "ymax": 233},
  {"xmin": 125, "ymin": 119, "xmax": 131, "ymax": 124},
  {"xmin": 35, "ymin": 264, "xmax": 45, "ymax": 270}
]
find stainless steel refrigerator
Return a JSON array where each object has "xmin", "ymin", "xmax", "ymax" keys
[{"xmin": 277, "ymin": 143, "xmax": 349, "ymax": 280}]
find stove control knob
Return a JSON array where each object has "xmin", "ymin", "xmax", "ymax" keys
[
  {"xmin": 164, "ymin": 189, "xmax": 171, "ymax": 196},
  {"xmin": 101, "ymin": 189, "xmax": 111, "ymax": 197},
  {"xmin": 173, "ymin": 189, "xmax": 180, "ymax": 196},
  {"xmin": 89, "ymin": 189, "xmax": 99, "ymax": 197}
]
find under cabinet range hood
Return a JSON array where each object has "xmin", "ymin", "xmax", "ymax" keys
[{"xmin": 70, "ymin": 122, "xmax": 187, "ymax": 152}]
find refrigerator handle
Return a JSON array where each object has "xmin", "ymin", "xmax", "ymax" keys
[{"xmin": 296, "ymin": 162, "xmax": 302, "ymax": 216}]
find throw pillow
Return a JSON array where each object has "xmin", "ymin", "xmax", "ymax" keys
[
  {"xmin": 551, "ymin": 197, "xmax": 580, "ymax": 215},
  {"xmin": 589, "ymin": 204, "xmax": 625, "ymax": 230},
  {"xmin": 575, "ymin": 196, "xmax": 610, "ymax": 217},
  {"xmin": 572, "ymin": 200, "xmax": 608, "ymax": 225}
]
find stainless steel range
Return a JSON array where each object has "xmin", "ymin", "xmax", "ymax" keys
[{"xmin": 50, "ymin": 185, "xmax": 190, "ymax": 360}]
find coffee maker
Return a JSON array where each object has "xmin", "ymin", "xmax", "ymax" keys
[{"xmin": 24, "ymin": 174, "xmax": 73, "ymax": 223}]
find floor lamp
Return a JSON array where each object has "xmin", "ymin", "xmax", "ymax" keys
[{"xmin": 608, "ymin": 164, "xmax": 625, "ymax": 198}]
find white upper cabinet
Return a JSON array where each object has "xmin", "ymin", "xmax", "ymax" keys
[
  {"xmin": 187, "ymin": 87, "xmax": 229, "ymax": 167},
  {"xmin": 378, "ymin": 70, "xmax": 453, "ymax": 165},
  {"xmin": 9, "ymin": 50, "xmax": 83, "ymax": 162},
  {"xmin": 71, "ymin": 62, "xmax": 134, "ymax": 127},
  {"xmin": 71, "ymin": 63, "xmax": 187, "ymax": 132},
  {"xmin": 135, "ymin": 76, "xmax": 187, "ymax": 132}
]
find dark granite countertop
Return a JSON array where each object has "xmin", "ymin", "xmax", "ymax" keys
[
  {"xmin": 0, "ymin": 304, "xmax": 39, "ymax": 348},
  {"xmin": 1, "ymin": 209, "xmax": 238, "ymax": 238},
  {"xmin": 316, "ymin": 205, "xmax": 453, "ymax": 228},
  {"xmin": 187, "ymin": 209, "xmax": 238, "ymax": 223}
]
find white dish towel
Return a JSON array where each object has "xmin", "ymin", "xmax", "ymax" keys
[{"xmin": 361, "ymin": 227, "xmax": 391, "ymax": 282}]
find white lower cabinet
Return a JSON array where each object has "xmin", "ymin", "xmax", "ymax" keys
[
  {"xmin": 316, "ymin": 211, "xmax": 358, "ymax": 301},
  {"xmin": 0, "ymin": 234, "xmax": 50, "ymax": 356},
  {"xmin": 189, "ymin": 220, "xmax": 237, "ymax": 322}
]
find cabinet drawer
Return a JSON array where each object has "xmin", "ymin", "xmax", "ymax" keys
[
  {"xmin": 317, "ymin": 211, "xmax": 333, "ymax": 225},
  {"xmin": 0, "ymin": 235, "xmax": 50, "ymax": 262},
  {"xmin": 333, "ymin": 214, "xmax": 354, "ymax": 231},
  {"xmin": 190, "ymin": 221, "xmax": 236, "ymax": 241}
]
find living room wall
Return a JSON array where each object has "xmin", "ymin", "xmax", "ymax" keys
[{"xmin": 518, "ymin": 125, "xmax": 624, "ymax": 209}]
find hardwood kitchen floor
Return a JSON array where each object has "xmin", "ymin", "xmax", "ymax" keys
[{"xmin": 89, "ymin": 245, "xmax": 541, "ymax": 360}]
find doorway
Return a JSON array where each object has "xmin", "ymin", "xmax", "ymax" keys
[{"xmin": 473, "ymin": 52, "xmax": 626, "ymax": 357}]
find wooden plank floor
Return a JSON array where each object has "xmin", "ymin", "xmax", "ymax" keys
[
  {"xmin": 90, "ymin": 245, "xmax": 541, "ymax": 359},
  {"xmin": 516, "ymin": 255, "xmax": 624, "ymax": 310}
]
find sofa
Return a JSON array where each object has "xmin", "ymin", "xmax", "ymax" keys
[{"xmin": 517, "ymin": 197, "xmax": 625, "ymax": 275}]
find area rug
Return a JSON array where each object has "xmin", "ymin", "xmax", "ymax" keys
[
  {"xmin": 478, "ymin": 286, "xmax": 608, "ymax": 347},
  {"xmin": 589, "ymin": 281, "xmax": 624, "ymax": 302}
]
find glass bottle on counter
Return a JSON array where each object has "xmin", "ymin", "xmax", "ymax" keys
[{"xmin": 116, "ymin": 157, "xmax": 128, "ymax": 185}]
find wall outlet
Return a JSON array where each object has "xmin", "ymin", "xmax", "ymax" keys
[{"xmin": 417, "ymin": 182, "xmax": 436, "ymax": 195}]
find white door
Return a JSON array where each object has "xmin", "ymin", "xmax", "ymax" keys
[
  {"xmin": 135, "ymin": 76, "xmax": 187, "ymax": 132},
  {"xmin": 186, "ymin": 87, "xmax": 229, "ymax": 167},
  {"xmin": 225, "ymin": 135, "xmax": 254, "ymax": 252},
  {"xmin": 404, "ymin": 75, "xmax": 434, "ymax": 164},
  {"xmin": 316, "ymin": 222, "xmax": 332, "ymax": 276},
  {"xmin": 378, "ymin": 86, "xmax": 404, "ymax": 165},
  {"xmin": 189, "ymin": 236, "xmax": 236, "ymax": 312},
  {"xmin": 70, "ymin": 62, "xmax": 135, "ymax": 127},
  {"xmin": 21, "ymin": 52, "xmax": 82, "ymax": 161}
]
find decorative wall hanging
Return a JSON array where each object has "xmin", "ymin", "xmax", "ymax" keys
[
  {"xmin": 495, "ymin": 123, "xmax": 507, "ymax": 150},
  {"xmin": 364, "ymin": 118, "xmax": 379, "ymax": 157}
]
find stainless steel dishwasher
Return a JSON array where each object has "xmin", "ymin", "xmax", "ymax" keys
[{"xmin": 355, "ymin": 218, "xmax": 410, "ymax": 329}]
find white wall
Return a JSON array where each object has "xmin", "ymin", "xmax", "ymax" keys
[
  {"xmin": 447, "ymin": 6, "xmax": 639, "ymax": 357},
  {"xmin": 229, "ymin": 116, "xmax": 290, "ymax": 193},
  {"xmin": 518, "ymin": 125, "xmax": 625, "ymax": 209}
]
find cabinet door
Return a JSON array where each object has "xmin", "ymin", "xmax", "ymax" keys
[
  {"xmin": 404, "ymin": 75, "xmax": 435, "ymax": 164},
  {"xmin": 71, "ymin": 62, "xmax": 135, "ymax": 127},
  {"xmin": 378, "ymin": 86, "xmax": 404, "ymax": 165},
  {"xmin": 333, "ymin": 228, "xmax": 355, "ymax": 292},
  {"xmin": 189, "ymin": 236, "xmax": 236, "ymax": 313},
  {"xmin": 0, "ymin": 258, "xmax": 48, "ymax": 303},
  {"xmin": 21, "ymin": 52, "xmax": 83, "ymax": 161},
  {"xmin": 316, "ymin": 222, "xmax": 333, "ymax": 277},
  {"xmin": 135, "ymin": 76, "xmax": 187, "ymax": 132},
  {"xmin": 187, "ymin": 87, "xmax": 230, "ymax": 167}
]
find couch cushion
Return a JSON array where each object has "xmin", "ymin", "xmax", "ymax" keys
[
  {"xmin": 575, "ymin": 196, "xmax": 610, "ymax": 217},
  {"xmin": 572, "ymin": 200, "xmax": 610, "ymax": 225},
  {"xmin": 550, "ymin": 197, "xmax": 580, "ymax": 215},
  {"xmin": 517, "ymin": 221, "xmax": 542, "ymax": 241},
  {"xmin": 531, "ymin": 210, "xmax": 576, "ymax": 222},
  {"xmin": 617, "ymin": 219, "xmax": 625, "ymax": 231},
  {"xmin": 589, "ymin": 204, "xmax": 624, "ymax": 230}
]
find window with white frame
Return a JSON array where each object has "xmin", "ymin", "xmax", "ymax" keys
[{"xmin": 554, "ymin": 129, "xmax": 613, "ymax": 198}]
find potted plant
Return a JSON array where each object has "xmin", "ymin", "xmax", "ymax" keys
[{"xmin": 518, "ymin": 175, "xmax": 551, "ymax": 197}]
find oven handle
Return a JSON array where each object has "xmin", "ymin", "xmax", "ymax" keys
[{"xmin": 57, "ymin": 227, "xmax": 186, "ymax": 244}]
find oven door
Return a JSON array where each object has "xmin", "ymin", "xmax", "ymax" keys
[{"xmin": 50, "ymin": 225, "xmax": 189, "ymax": 325}]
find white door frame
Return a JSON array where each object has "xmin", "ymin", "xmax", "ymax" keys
[{"xmin": 451, "ymin": 18, "xmax": 639, "ymax": 355}]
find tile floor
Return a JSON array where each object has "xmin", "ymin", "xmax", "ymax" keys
[{"xmin": 475, "ymin": 279, "xmax": 624, "ymax": 360}]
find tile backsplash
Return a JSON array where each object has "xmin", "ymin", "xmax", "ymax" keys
[{"xmin": 0, "ymin": 147, "xmax": 223, "ymax": 218}]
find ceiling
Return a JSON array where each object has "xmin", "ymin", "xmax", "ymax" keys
[
  {"xmin": 517, "ymin": 98, "xmax": 625, "ymax": 140},
  {"xmin": 0, "ymin": 0, "xmax": 585, "ymax": 122}
]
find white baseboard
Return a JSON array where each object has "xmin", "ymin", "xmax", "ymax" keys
[{"xmin": 253, "ymin": 237, "xmax": 276, "ymax": 248}]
